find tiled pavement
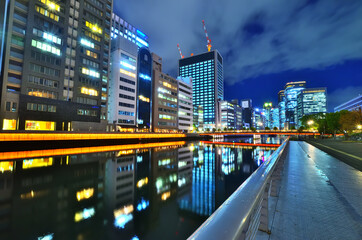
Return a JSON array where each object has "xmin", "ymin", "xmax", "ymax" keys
[{"xmin": 257, "ymin": 141, "xmax": 362, "ymax": 240}]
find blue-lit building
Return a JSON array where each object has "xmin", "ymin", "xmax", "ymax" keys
[
  {"xmin": 179, "ymin": 50, "xmax": 224, "ymax": 130},
  {"xmin": 334, "ymin": 95, "xmax": 362, "ymax": 112},
  {"xmin": 271, "ymin": 108, "xmax": 280, "ymax": 129},
  {"xmin": 284, "ymin": 81, "xmax": 306, "ymax": 129},
  {"xmin": 241, "ymin": 99, "xmax": 253, "ymax": 129},
  {"xmin": 278, "ymin": 90, "xmax": 286, "ymax": 129},
  {"xmin": 137, "ymin": 48, "xmax": 152, "ymax": 130},
  {"xmin": 297, "ymin": 88, "xmax": 327, "ymax": 127}
]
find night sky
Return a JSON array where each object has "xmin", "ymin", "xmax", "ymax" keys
[{"xmin": 114, "ymin": 0, "xmax": 362, "ymax": 112}]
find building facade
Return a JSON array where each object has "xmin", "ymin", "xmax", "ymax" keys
[
  {"xmin": 177, "ymin": 76, "xmax": 193, "ymax": 132},
  {"xmin": 334, "ymin": 95, "xmax": 362, "ymax": 112},
  {"xmin": 271, "ymin": 108, "xmax": 280, "ymax": 129},
  {"xmin": 297, "ymin": 88, "xmax": 327, "ymax": 127},
  {"xmin": 278, "ymin": 90, "xmax": 285, "ymax": 130},
  {"xmin": 108, "ymin": 36, "xmax": 138, "ymax": 130},
  {"xmin": 152, "ymin": 70, "xmax": 178, "ymax": 132},
  {"xmin": 284, "ymin": 81, "xmax": 306, "ymax": 129},
  {"xmin": 241, "ymin": 99, "xmax": 252, "ymax": 129},
  {"xmin": 1, "ymin": 0, "xmax": 112, "ymax": 131},
  {"xmin": 179, "ymin": 50, "xmax": 223, "ymax": 130}
]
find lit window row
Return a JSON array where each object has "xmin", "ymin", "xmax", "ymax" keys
[
  {"xmin": 86, "ymin": 50, "xmax": 98, "ymax": 59},
  {"xmin": 158, "ymin": 93, "xmax": 177, "ymax": 102},
  {"xmin": 161, "ymin": 81, "xmax": 177, "ymax": 90},
  {"xmin": 31, "ymin": 39, "xmax": 61, "ymax": 56},
  {"xmin": 81, "ymin": 87, "xmax": 98, "ymax": 96},
  {"xmin": 120, "ymin": 69, "xmax": 136, "ymax": 78},
  {"xmin": 159, "ymin": 114, "xmax": 176, "ymax": 120},
  {"xmin": 81, "ymin": 68, "xmax": 100, "ymax": 78},
  {"xmin": 120, "ymin": 61, "xmax": 136, "ymax": 71},
  {"xmin": 80, "ymin": 38, "xmax": 95, "ymax": 48},
  {"xmin": 35, "ymin": 6, "xmax": 59, "ymax": 22},
  {"xmin": 39, "ymin": 0, "xmax": 60, "ymax": 12},
  {"xmin": 158, "ymin": 87, "xmax": 171, "ymax": 95},
  {"xmin": 33, "ymin": 28, "xmax": 61, "ymax": 45},
  {"xmin": 139, "ymin": 95, "xmax": 150, "ymax": 103},
  {"xmin": 85, "ymin": 21, "xmax": 102, "ymax": 34}
]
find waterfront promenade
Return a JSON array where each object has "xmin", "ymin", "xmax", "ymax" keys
[{"xmin": 257, "ymin": 141, "xmax": 362, "ymax": 239}]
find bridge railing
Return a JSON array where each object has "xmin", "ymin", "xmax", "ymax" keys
[{"xmin": 188, "ymin": 137, "xmax": 290, "ymax": 240}]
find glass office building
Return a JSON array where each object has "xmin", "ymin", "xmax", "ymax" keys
[
  {"xmin": 278, "ymin": 90, "xmax": 285, "ymax": 129},
  {"xmin": 297, "ymin": 88, "xmax": 327, "ymax": 127},
  {"xmin": 137, "ymin": 48, "xmax": 152, "ymax": 130},
  {"xmin": 334, "ymin": 95, "xmax": 362, "ymax": 112},
  {"xmin": 284, "ymin": 81, "xmax": 306, "ymax": 129},
  {"xmin": 179, "ymin": 50, "xmax": 223, "ymax": 130}
]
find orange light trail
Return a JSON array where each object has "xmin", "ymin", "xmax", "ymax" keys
[
  {"xmin": 0, "ymin": 141, "xmax": 186, "ymax": 161},
  {"xmin": 0, "ymin": 133, "xmax": 186, "ymax": 142}
]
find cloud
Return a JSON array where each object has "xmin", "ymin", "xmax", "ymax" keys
[
  {"xmin": 328, "ymin": 86, "xmax": 362, "ymax": 111},
  {"xmin": 114, "ymin": 0, "xmax": 362, "ymax": 85}
]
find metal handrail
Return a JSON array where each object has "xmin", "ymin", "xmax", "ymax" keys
[{"xmin": 188, "ymin": 137, "xmax": 290, "ymax": 240}]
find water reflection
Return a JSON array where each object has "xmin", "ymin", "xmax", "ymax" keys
[{"xmin": 0, "ymin": 140, "xmax": 278, "ymax": 240}]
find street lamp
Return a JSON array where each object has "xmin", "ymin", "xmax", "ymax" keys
[{"xmin": 307, "ymin": 120, "xmax": 314, "ymax": 126}]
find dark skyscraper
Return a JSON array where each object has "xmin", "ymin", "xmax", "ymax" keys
[
  {"xmin": 179, "ymin": 50, "xmax": 224, "ymax": 130},
  {"xmin": 137, "ymin": 47, "xmax": 152, "ymax": 130},
  {"xmin": 0, "ymin": 0, "xmax": 112, "ymax": 131}
]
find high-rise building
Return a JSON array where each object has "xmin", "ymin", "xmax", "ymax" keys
[
  {"xmin": 241, "ymin": 99, "xmax": 252, "ymax": 129},
  {"xmin": 194, "ymin": 105, "xmax": 204, "ymax": 130},
  {"xmin": 137, "ymin": 47, "xmax": 152, "ymax": 130},
  {"xmin": 253, "ymin": 107, "xmax": 265, "ymax": 130},
  {"xmin": 108, "ymin": 36, "xmax": 138, "ymax": 130},
  {"xmin": 263, "ymin": 102, "xmax": 272, "ymax": 128},
  {"xmin": 219, "ymin": 100, "xmax": 242, "ymax": 130},
  {"xmin": 284, "ymin": 81, "xmax": 306, "ymax": 129},
  {"xmin": 278, "ymin": 90, "xmax": 285, "ymax": 129},
  {"xmin": 334, "ymin": 95, "xmax": 362, "ymax": 112},
  {"xmin": 1, "ymin": 0, "xmax": 112, "ymax": 131},
  {"xmin": 297, "ymin": 88, "xmax": 327, "ymax": 127},
  {"xmin": 271, "ymin": 108, "xmax": 280, "ymax": 129},
  {"xmin": 109, "ymin": 13, "xmax": 150, "ymax": 131},
  {"xmin": 177, "ymin": 76, "xmax": 193, "ymax": 132},
  {"xmin": 179, "ymin": 50, "xmax": 223, "ymax": 130}
]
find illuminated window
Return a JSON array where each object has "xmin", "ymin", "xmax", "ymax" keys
[
  {"xmin": 81, "ymin": 68, "xmax": 100, "ymax": 78},
  {"xmin": 25, "ymin": 121, "xmax": 55, "ymax": 131},
  {"xmin": 74, "ymin": 208, "xmax": 95, "ymax": 222},
  {"xmin": 35, "ymin": 6, "xmax": 59, "ymax": 22},
  {"xmin": 23, "ymin": 158, "xmax": 53, "ymax": 168},
  {"xmin": 85, "ymin": 21, "xmax": 102, "ymax": 34},
  {"xmin": 85, "ymin": 50, "xmax": 98, "ymax": 59},
  {"xmin": 76, "ymin": 188, "xmax": 94, "ymax": 201},
  {"xmin": 120, "ymin": 61, "xmax": 136, "ymax": 71},
  {"xmin": 0, "ymin": 161, "xmax": 14, "ymax": 173},
  {"xmin": 84, "ymin": 31, "xmax": 101, "ymax": 42},
  {"xmin": 120, "ymin": 69, "xmax": 136, "ymax": 78},
  {"xmin": 81, "ymin": 87, "xmax": 98, "ymax": 96},
  {"xmin": 80, "ymin": 38, "xmax": 95, "ymax": 48},
  {"xmin": 3, "ymin": 119, "xmax": 16, "ymax": 130},
  {"xmin": 31, "ymin": 39, "xmax": 61, "ymax": 56},
  {"xmin": 39, "ymin": 0, "xmax": 60, "ymax": 12}
]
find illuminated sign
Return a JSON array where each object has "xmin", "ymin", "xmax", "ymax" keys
[
  {"xmin": 136, "ymin": 198, "xmax": 149, "ymax": 211},
  {"xmin": 38, "ymin": 233, "xmax": 54, "ymax": 240},
  {"xmin": 139, "ymin": 73, "xmax": 151, "ymax": 81},
  {"xmin": 136, "ymin": 37, "xmax": 149, "ymax": 47},
  {"xmin": 114, "ymin": 205, "xmax": 134, "ymax": 229},
  {"xmin": 23, "ymin": 158, "xmax": 53, "ymax": 169},
  {"xmin": 120, "ymin": 61, "xmax": 136, "ymax": 71},
  {"xmin": 0, "ymin": 161, "xmax": 13, "ymax": 172}
]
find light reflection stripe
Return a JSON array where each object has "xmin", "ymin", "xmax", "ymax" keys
[{"xmin": 0, "ymin": 141, "xmax": 186, "ymax": 161}]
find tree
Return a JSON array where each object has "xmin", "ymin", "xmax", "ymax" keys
[
  {"xmin": 212, "ymin": 128, "xmax": 216, "ymax": 132},
  {"xmin": 273, "ymin": 127, "xmax": 278, "ymax": 130},
  {"xmin": 291, "ymin": 126, "xmax": 296, "ymax": 130},
  {"xmin": 298, "ymin": 126, "xmax": 305, "ymax": 133},
  {"xmin": 250, "ymin": 127, "xmax": 256, "ymax": 132},
  {"xmin": 205, "ymin": 128, "xmax": 210, "ymax": 132},
  {"xmin": 223, "ymin": 127, "xmax": 228, "ymax": 131},
  {"xmin": 340, "ymin": 109, "xmax": 362, "ymax": 136}
]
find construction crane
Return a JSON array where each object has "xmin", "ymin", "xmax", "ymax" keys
[
  {"xmin": 177, "ymin": 43, "xmax": 184, "ymax": 59},
  {"xmin": 202, "ymin": 20, "xmax": 212, "ymax": 52}
]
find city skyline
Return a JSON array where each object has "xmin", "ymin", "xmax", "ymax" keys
[{"xmin": 114, "ymin": 0, "xmax": 362, "ymax": 112}]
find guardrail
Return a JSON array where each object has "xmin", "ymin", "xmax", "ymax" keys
[{"xmin": 188, "ymin": 137, "xmax": 290, "ymax": 240}]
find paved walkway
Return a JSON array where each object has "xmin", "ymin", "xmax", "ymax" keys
[{"xmin": 258, "ymin": 141, "xmax": 362, "ymax": 240}]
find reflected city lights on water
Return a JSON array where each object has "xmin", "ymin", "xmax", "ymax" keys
[{"xmin": 2, "ymin": 136, "xmax": 279, "ymax": 240}]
